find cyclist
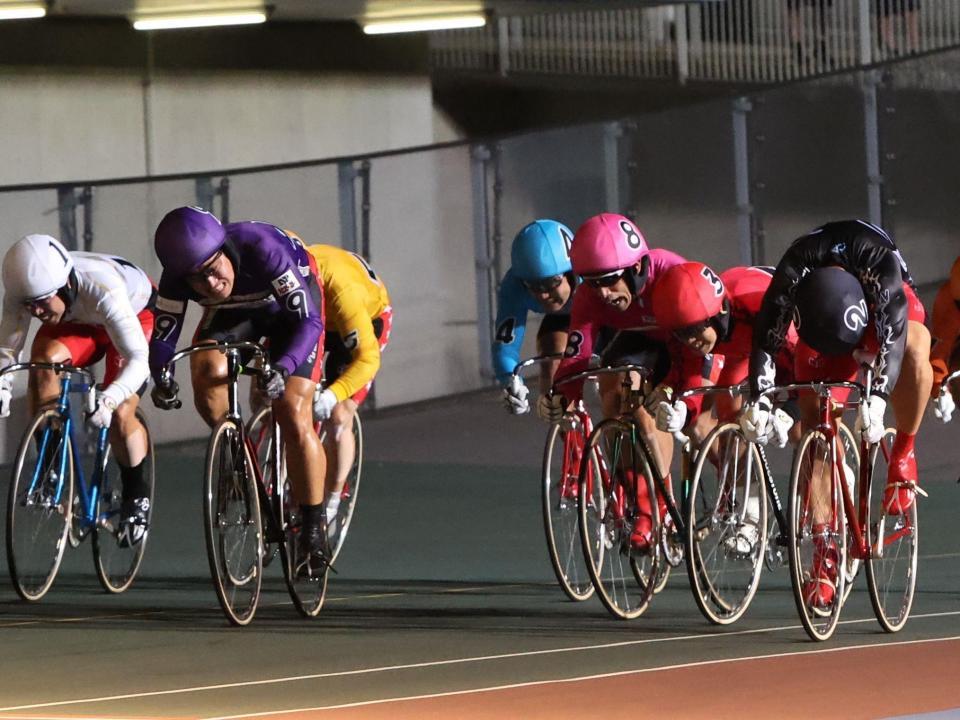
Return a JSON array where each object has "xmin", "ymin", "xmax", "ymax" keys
[
  {"xmin": 928, "ymin": 256, "xmax": 960, "ymax": 423},
  {"xmin": 650, "ymin": 262, "xmax": 798, "ymax": 447},
  {"xmin": 545, "ymin": 212, "xmax": 685, "ymax": 550},
  {"xmin": 492, "ymin": 219, "xmax": 576, "ymax": 418},
  {"xmin": 0, "ymin": 234, "xmax": 155, "ymax": 545},
  {"xmin": 307, "ymin": 244, "xmax": 391, "ymax": 531},
  {"xmin": 743, "ymin": 219, "xmax": 932, "ymax": 610},
  {"xmin": 149, "ymin": 206, "xmax": 328, "ymax": 571}
]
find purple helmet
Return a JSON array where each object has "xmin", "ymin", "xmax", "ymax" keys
[{"xmin": 154, "ymin": 206, "xmax": 226, "ymax": 276}]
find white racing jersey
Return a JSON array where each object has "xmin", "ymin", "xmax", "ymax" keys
[{"xmin": 0, "ymin": 252, "xmax": 154, "ymax": 406}]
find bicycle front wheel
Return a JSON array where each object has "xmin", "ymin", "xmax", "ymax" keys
[
  {"xmin": 542, "ymin": 420, "xmax": 594, "ymax": 601},
  {"xmin": 865, "ymin": 428, "xmax": 918, "ymax": 633},
  {"xmin": 204, "ymin": 419, "xmax": 263, "ymax": 626},
  {"xmin": 6, "ymin": 409, "xmax": 74, "ymax": 601},
  {"xmin": 788, "ymin": 429, "xmax": 847, "ymax": 641},
  {"xmin": 93, "ymin": 408, "xmax": 155, "ymax": 594},
  {"xmin": 685, "ymin": 423, "xmax": 768, "ymax": 625},
  {"xmin": 578, "ymin": 418, "xmax": 659, "ymax": 620}
]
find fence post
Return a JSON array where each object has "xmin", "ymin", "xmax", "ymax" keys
[
  {"xmin": 732, "ymin": 96, "xmax": 754, "ymax": 265},
  {"xmin": 862, "ymin": 70, "xmax": 884, "ymax": 226},
  {"xmin": 338, "ymin": 161, "xmax": 359, "ymax": 253},
  {"xmin": 56, "ymin": 186, "xmax": 78, "ymax": 250},
  {"xmin": 603, "ymin": 122, "xmax": 623, "ymax": 213},
  {"xmin": 471, "ymin": 144, "xmax": 495, "ymax": 383},
  {"xmin": 675, "ymin": 5, "xmax": 689, "ymax": 84},
  {"xmin": 497, "ymin": 15, "xmax": 510, "ymax": 77},
  {"xmin": 857, "ymin": 0, "xmax": 873, "ymax": 65}
]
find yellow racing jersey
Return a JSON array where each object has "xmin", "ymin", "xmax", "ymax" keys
[{"xmin": 308, "ymin": 244, "xmax": 391, "ymax": 402}]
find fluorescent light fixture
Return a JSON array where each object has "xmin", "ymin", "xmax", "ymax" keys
[
  {"xmin": 0, "ymin": 2, "xmax": 46, "ymax": 20},
  {"xmin": 363, "ymin": 14, "xmax": 486, "ymax": 35},
  {"xmin": 132, "ymin": 8, "xmax": 267, "ymax": 31}
]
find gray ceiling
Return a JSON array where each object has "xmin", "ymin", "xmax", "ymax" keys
[{"xmin": 50, "ymin": 1, "xmax": 717, "ymax": 24}]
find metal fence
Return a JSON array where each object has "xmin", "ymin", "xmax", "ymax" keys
[
  {"xmin": 430, "ymin": 0, "xmax": 960, "ymax": 83},
  {"xmin": 0, "ymin": 49, "xmax": 959, "ymax": 452}
]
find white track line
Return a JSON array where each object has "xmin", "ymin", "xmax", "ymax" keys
[
  {"xmin": 2, "ymin": 609, "xmax": 960, "ymax": 713},
  {"xmin": 201, "ymin": 634, "xmax": 960, "ymax": 719}
]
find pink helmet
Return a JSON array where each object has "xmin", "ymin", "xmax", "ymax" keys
[{"xmin": 570, "ymin": 213, "xmax": 649, "ymax": 276}]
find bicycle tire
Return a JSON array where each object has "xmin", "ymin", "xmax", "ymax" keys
[
  {"xmin": 865, "ymin": 428, "xmax": 918, "ymax": 633},
  {"xmin": 281, "ymin": 476, "xmax": 329, "ymax": 618},
  {"xmin": 93, "ymin": 407, "xmax": 155, "ymax": 594},
  {"xmin": 6, "ymin": 409, "xmax": 74, "ymax": 602},
  {"xmin": 542, "ymin": 420, "xmax": 594, "ymax": 601},
  {"xmin": 837, "ymin": 422, "xmax": 861, "ymax": 606},
  {"xmin": 578, "ymin": 418, "xmax": 659, "ymax": 620},
  {"xmin": 788, "ymin": 429, "xmax": 847, "ymax": 641},
  {"xmin": 203, "ymin": 419, "xmax": 263, "ymax": 626},
  {"xmin": 247, "ymin": 406, "xmax": 280, "ymax": 568},
  {"xmin": 685, "ymin": 423, "xmax": 768, "ymax": 625}
]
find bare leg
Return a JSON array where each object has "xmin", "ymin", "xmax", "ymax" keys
[
  {"xmin": 274, "ymin": 376, "xmax": 326, "ymax": 507},
  {"xmin": 28, "ymin": 336, "xmax": 72, "ymax": 414}
]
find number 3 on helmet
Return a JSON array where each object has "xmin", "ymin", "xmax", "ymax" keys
[
  {"xmin": 651, "ymin": 262, "xmax": 726, "ymax": 330},
  {"xmin": 569, "ymin": 213, "xmax": 649, "ymax": 276}
]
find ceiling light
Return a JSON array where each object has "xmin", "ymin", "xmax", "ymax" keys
[
  {"xmin": 362, "ymin": 14, "xmax": 486, "ymax": 35},
  {"xmin": 132, "ymin": 7, "xmax": 267, "ymax": 31},
  {"xmin": 0, "ymin": 2, "xmax": 46, "ymax": 20}
]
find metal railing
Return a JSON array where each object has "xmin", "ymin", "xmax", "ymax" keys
[{"xmin": 430, "ymin": 0, "xmax": 960, "ymax": 83}]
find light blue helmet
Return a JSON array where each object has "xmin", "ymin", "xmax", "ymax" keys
[{"xmin": 510, "ymin": 219, "xmax": 574, "ymax": 281}]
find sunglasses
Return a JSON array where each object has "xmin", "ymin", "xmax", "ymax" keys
[
  {"xmin": 21, "ymin": 293, "xmax": 57, "ymax": 312},
  {"xmin": 522, "ymin": 275, "xmax": 564, "ymax": 293},
  {"xmin": 185, "ymin": 250, "xmax": 224, "ymax": 283},
  {"xmin": 673, "ymin": 320, "xmax": 712, "ymax": 341},
  {"xmin": 584, "ymin": 270, "xmax": 625, "ymax": 289}
]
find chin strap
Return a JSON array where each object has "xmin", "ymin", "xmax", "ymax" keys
[
  {"xmin": 56, "ymin": 270, "xmax": 79, "ymax": 311},
  {"xmin": 625, "ymin": 255, "xmax": 651, "ymax": 300}
]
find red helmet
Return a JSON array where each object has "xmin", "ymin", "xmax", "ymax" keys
[
  {"xmin": 569, "ymin": 213, "xmax": 648, "ymax": 276},
  {"xmin": 651, "ymin": 262, "xmax": 726, "ymax": 330}
]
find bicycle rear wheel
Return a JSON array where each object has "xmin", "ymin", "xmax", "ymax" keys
[
  {"xmin": 578, "ymin": 418, "xmax": 659, "ymax": 620},
  {"xmin": 866, "ymin": 428, "xmax": 917, "ymax": 633},
  {"xmin": 204, "ymin": 419, "xmax": 263, "ymax": 626},
  {"xmin": 282, "ymin": 484, "xmax": 329, "ymax": 618},
  {"xmin": 6, "ymin": 409, "xmax": 74, "ymax": 601},
  {"xmin": 685, "ymin": 423, "xmax": 767, "ymax": 625},
  {"xmin": 788, "ymin": 429, "xmax": 847, "ymax": 641},
  {"xmin": 93, "ymin": 408, "xmax": 155, "ymax": 593},
  {"xmin": 321, "ymin": 413, "xmax": 362, "ymax": 563},
  {"xmin": 542, "ymin": 420, "xmax": 594, "ymax": 601}
]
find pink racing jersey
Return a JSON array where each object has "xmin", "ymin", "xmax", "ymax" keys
[{"xmin": 554, "ymin": 248, "xmax": 686, "ymax": 400}]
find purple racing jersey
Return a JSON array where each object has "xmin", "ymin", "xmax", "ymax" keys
[{"xmin": 149, "ymin": 221, "xmax": 324, "ymax": 381}]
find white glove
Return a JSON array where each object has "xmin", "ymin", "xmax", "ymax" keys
[
  {"xmin": 768, "ymin": 408, "xmax": 794, "ymax": 449},
  {"xmin": 739, "ymin": 399, "xmax": 772, "ymax": 444},
  {"xmin": 537, "ymin": 393, "xmax": 566, "ymax": 424},
  {"xmin": 0, "ymin": 378, "xmax": 11, "ymax": 419},
  {"xmin": 933, "ymin": 390, "xmax": 955, "ymax": 424},
  {"xmin": 501, "ymin": 375, "xmax": 530, "ymax": 415},
  {"xmin": 88, "ymin": 395, "xmax": 117, "ymax": 430},
  {"xmin": 856, "ymin": 395, "xmax": 887, "ymax": 445},
  {"xmin": 313, "ymin": 387, "xmax": 338, "ymax": 422},
  {"xmin": 655, "ymin": 400, "xmax": 687, "ymax": 434}
]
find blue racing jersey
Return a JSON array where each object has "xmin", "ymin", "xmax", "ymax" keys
[
  {"xmin": 491, "ymin": 268, "xmax": 572, "ymax": 385},
  {"xmin": 149, "ymin": 221, "xmax": 324, "ymax": 381}
]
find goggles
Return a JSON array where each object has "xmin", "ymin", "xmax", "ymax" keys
[
  {"xmin": 673, "ymin": 319, "xmax": 712, "ymax": 341},
  {"xmin": 522, "ymin": 275, "xmax": 564, "ymax": 293},
  {"xmin": 583, "ymin": 269, "xmax": 625, "ymax": 289},
  {"xmin": 185, "ymin": 250, "xmax": 224, "ymax": 284}
]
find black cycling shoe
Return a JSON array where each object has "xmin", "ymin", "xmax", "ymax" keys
[
  {"xmin": 117, "ymin": 497, "xmax": 151, "ymax": 548},
  {"xmin": 296, "ymin": 521, "xmax": 331, "ymax": 578}
]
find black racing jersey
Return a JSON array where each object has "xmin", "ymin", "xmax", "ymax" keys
[{"xmin": 749, "ymin": 220, "xmax": 911, "ymax": 399}]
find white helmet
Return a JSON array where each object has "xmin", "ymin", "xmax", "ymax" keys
[{"xmin": 2, "ymin": 234, "xmax": 74, "ymax": 302}]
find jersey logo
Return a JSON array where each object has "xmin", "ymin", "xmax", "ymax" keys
[
  {"xmin": 156, "ymin": 296, "xmax": 185, "ymax": 314},
  {"xmin": 272, "ymin": 269, "xmax": 301, "ymax": 297},
  {"xmin": 843, "ymin": 299, "xmax": 869, "ymax": 332}
]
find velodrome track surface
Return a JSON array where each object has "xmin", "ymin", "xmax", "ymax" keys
[{"xmin": 0, "ymin": 391, "xmax": 959, "ymax": 719}]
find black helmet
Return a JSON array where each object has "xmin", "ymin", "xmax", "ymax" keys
[{"xmin": 794, "ymin": 267, "xmax": 868, "ymax": 356}]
